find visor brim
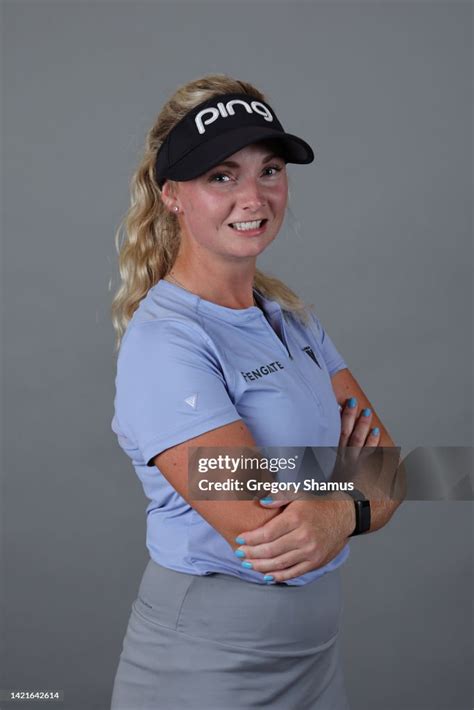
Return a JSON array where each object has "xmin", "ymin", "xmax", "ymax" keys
[{"xmin": 162, "ymin": 126, "xmax": 315, "ymax": 184}]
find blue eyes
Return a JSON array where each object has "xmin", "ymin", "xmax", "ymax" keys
[{"xmin": 208, "ymin": 166, "xmax": 283, "ymax": 183}]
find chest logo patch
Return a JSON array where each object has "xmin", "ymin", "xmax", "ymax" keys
[
  {"xmin": 241, "ymin": 361, "xmax": 284, "ymax": 384},
  {"xmin": 302, "ymin": 346, "xmax": 321, "ymax": 369}
]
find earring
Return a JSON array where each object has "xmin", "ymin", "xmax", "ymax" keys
[{"xmin": 174, "ymin": 206, "xmax": 179, "ymax": 213}]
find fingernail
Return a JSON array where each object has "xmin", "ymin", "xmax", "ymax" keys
[
  {"xmin": 263, "ymin": 575, "xmax": 274, "ymax": 581},
  {"xmin": 371, "ymin": 427, "xmax": 380, "ymax": 435},
  {"xmin": 347, "ymin": 397, "xmax": 357, "ymax": 408},
  {"xmin": 234, "ymin": 549, "xmax": 245, "ymax": 558},
  {"xmin": 362, "ymin": 408, "xmax": 371, "ymax": 417},
  {"xmin": 242, "ymin": 561, "xmax": 253, "ymax": 569},
  {"xmin": 235, "ymin": 536, "xmax": 245, "ymax": 544},
  {"xmin": 260, "ymin": 497, "xmax": 273, "ymax": 504}
]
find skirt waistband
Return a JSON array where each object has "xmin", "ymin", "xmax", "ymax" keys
[{"xmin": 134, "ymin": 558, "xmax": 344, "ymax": 655}]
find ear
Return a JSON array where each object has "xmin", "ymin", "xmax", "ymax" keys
[
  {"xmin": 161, "ymin": 181, "xmax": 173, "ymax": 210},
  {"xmin": 161, "ymin": 181, "xmax": 181, "ymax": 214}
]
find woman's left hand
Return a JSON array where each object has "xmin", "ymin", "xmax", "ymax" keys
[{"xmin": 234, "ymin": 496, "xmax": 354, "ymax": 583}]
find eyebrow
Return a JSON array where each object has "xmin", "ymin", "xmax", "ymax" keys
[{"xmin": 212, "ymin": 154, "xmax": 284, "ymax": 169}]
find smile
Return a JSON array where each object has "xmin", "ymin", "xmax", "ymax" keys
[{"xmin": 229, "ymin": 219, "xmax": 268, "ymax": 231}]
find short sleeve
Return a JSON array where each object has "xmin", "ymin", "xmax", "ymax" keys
[
  {"xmin": 308, "ymin": 312, "xmax": 348, "ymax": 376},
  {"xmin": 114, "ymin": 320, "xmax": 241, "ymax": 466}
]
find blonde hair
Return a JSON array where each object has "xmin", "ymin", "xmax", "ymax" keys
[{"xmin": 110, "ymin": 73, "xmax": 311, "ymax": 352}]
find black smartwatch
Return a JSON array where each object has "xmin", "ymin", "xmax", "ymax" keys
[{"xmin": 344, "ymin": 488, "xmax": 371, "ymax": 536}]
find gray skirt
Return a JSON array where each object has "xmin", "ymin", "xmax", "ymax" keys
[{"xmin": 110, "ymin": 558, "xmax": 351, "ymax": 710}]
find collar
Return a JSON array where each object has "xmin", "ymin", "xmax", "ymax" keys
[{"xmin": 153, "ymin": 278, "xmax": 283, "ymax": 325}]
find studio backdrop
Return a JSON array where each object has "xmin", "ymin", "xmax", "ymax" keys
[{"xmin": 2, "ymin": 2, "xmax": 472, "ymax": 709}]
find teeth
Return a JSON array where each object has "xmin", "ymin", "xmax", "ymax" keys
[{"xmin": 231, "ymin": 220, "xmax": 263, "ymax": 231}]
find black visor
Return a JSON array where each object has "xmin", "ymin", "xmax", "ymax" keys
[{"xmin": 154, "ymin": 93, "xmax": 315, "ymax": 188}]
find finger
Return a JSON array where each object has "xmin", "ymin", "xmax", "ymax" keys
[
  {"xmin": 263, "ymin": 561, "xmax": 315, "ymax": 583},
  {"xmin": 334, "ymin": 438, "xmax": 361, "ymax": 481},
  {"xmin": 258, "ymin": 493, "xmax": 293, "ymax": 507},
  {"xmin": 236, "ymin": 506, "xmax": 300, "ymax": 546},
  {"xmin": 265, "ymin": 541, "xmax": 348, "ymax": 582},
  {"xmin": 342, "ymin": 409, "xmax": 375, "ymax": 477},
  {"xmin": 259, "ymin": 490, "xmax": 311, "ymax": 507},
  {"xmin": 339, "ymin": 397, "xmax": 358, "ymax": 447},
  {"xmin": 365, "ymin": 426, "xmax": 380, "ymax": 446},
  {"xmin": 347, "ymin": 407, "xmax": 373, "ymax": 448},
  {"xmin": 237, "ymin": 547, "xmax": 304, "ymax": 575},
  {"xmin": 235, "ymin": 527, "xmax": 305, "ymax": 561}
]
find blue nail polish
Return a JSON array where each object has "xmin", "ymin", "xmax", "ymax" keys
[
  {"xmin": 234, "ymin": 549, "xmax": 245, "ymax": 558},
  {"xmin": 242, "ymin": 561, "xmax": 253, "ymax": 569},
  {"xmin": 235, "ymin": 536, "xmax": 245, "ymax": 544},
  {"xmin": 371, "ymin": 427, "xmax": 380, "ymax": 435},
  {"xmin": 263, "ymin": 575, "xmax": 274, "ymax": 581},
  {"xmin": 362, "ymin": 408, "xmax": 371, "ymax": 417},
  {"xmin": 347, "ymin": 397, "xmax": 357, "ymax": 408},
  {"xmin": 260, "ymin": 497, "xmax": 273, "ymax": 504}
]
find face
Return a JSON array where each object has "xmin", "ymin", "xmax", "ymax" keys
[{"xmin": 163, "ymin": 141, "xmax": 288, "ymax": 264}]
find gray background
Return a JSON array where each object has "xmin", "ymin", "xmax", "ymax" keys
[{"xmin": 2, "ymin": 1, "xmax": 472, "ymax": 709}]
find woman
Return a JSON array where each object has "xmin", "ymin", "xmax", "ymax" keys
[{"xmin": 110, "ymin": 74, "xmax": 399, "ymax": 709}]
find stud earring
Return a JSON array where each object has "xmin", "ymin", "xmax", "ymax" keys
[{"xmin": 174, "ymin": 206, "xmax": 179, "ymax": 213}]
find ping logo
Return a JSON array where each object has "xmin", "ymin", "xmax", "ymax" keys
[
  {"xmin": 195, "ymin": 99, "xmax": 274, "ymax": 135},
  {"xmin": 302, "ymin": 346, "xmax": 321, "ymax": 369}
]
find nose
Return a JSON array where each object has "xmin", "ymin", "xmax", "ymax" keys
[{"xmin": 239, "ymin": 176, "xmax": 266, "ymax": 212}]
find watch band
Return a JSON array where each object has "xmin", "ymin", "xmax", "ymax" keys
[
  {"xmin": 349, "ymin": 500, "xmax": 371, "ymax": 536},
  {"xmin": 344, "ymin": 488, "xmax": 371, "ymax": 536}
]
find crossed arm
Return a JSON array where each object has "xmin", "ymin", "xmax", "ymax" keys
[{"xmin": 154, "ymin": 367, "xmax": 402, "ymax": 582}]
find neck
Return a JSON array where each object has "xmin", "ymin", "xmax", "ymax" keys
[{"xmin": 167, "ymin": 255, "xmax": 257, "ymax": 310}]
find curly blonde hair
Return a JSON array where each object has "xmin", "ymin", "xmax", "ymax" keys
[{"xmin": 110, "ymin": 73, "xmax": 311, "ymax": 352}]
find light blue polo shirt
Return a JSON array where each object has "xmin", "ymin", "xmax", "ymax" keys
[{"xmin": 112, "ymin": 279, "xmax": 350, "ymax": 585}]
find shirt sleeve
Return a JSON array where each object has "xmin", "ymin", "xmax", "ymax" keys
[
  {"xmin": 308, "ymin": 312, "xmax": 348, "ymax": 376},
  {"xmin": 114, "ymin": 319, "xmax": 242, "ymax": 467}
]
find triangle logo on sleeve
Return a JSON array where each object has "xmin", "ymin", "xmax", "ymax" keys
[
  {"xmin": 184, "ymin": 393, "xmax": 198, "ymax": 409},
  {"xmin": 302, "ymin": 346, "xmax": 322, "ymax": 369}
]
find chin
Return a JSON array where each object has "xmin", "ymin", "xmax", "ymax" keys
[{"xmin": 230, "ymin": 238, "xmax": 275, "ymax": 259}]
